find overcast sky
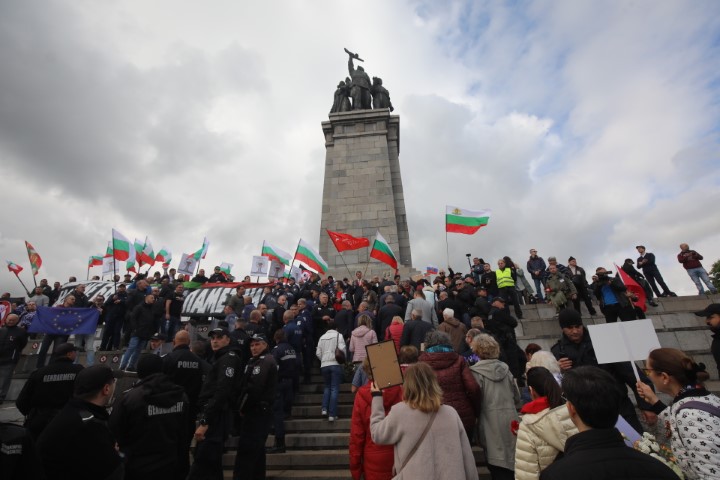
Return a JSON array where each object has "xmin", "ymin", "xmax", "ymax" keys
[{"xmin": 1, "ymin": 0, "xmax": 719, "ymax": 296}]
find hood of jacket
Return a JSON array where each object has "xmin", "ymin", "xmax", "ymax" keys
[
  {"xmin": 139, "ymin": 373, "xmax": 186, "ymax": 408},
  {"xmin": 352, "ymin": 325, "xmax": 373, "ymax": 338},
  {"xmin": 442, "ymin": 316, "xmax": 461, "ymax": 328},
  {"xmin": 470, "ymin": 358, "xmax": 511, "ymax": 382},
  {"xmin": 520, "ymin": 403, "xmax": 577, "ymax": 451},
  {"xmin": 419, "ymin": 351, "xmax": 460, "ymax": 370}
]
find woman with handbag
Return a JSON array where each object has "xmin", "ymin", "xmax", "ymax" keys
[
  {"xmin": 370, "ymin": 362, "xmax": 478, "ymax": 479},
  {"xmin": 316, "ymin": 319, "xmax": 346, "ymax": 422},
  {"xmin": 636, "ymin": 348, "xmax": 720, "ymax": 480}
]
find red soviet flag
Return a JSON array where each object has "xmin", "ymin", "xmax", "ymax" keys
[
  {"xmin": 326, "ymin": 230, "xmax": 370, "ymax": 252},
  {"xmin": 615, "ymin": 263, "xmax": 647, "ymax": 312}
]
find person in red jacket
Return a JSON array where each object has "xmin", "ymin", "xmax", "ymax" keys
[
  {"xmin": 384, "ymin": 316, "xmax": 404, "ymax": 354},
  {"xmin": 349, "ymin": 358, "xmax": 403, "ymax": 480}
]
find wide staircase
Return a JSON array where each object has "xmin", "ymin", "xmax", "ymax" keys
[{"xmin": 5, "ymin": 294, "xmax": 718, "ymax": 479}]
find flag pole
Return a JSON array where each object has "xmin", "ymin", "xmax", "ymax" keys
[
  {"xmin": 362, "ymin": 237, "xmax": 374, "ymax": 280},
  {"xmin": 445, "ymin": 229, "xmax": 450, "ymax": 271},
  {"xmin": 286, "ymin": 239, "xmax": 301, "ymax": 284},
  {"xmin": 112, "ymin": 233, "xmax": 117, "ymax": 295},
  {"xmin": 13, "ymin": 272, "xmax": 31, "ymax": 297},
  {"xmin": 86, "ymin": 259, "xmax": 90, "ymax": 281},
  {"xmin": 337, "ymin": 251, "xmax": 354, "ymax": 279}
]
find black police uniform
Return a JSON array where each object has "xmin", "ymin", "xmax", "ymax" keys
[
  {"xmin": 269, "ymin": 340, "xmax": 298, "ymax": 452},
  {"xmin": 109, "ymin": 373, "xmax": 189, "ymax": 480},
  {"xmin": 187, "ymin": 344, "xmax": 242, "ymax": 480},
  {"xmin": 0, "ymin": 422, "xmax": 42, "ymax": 480},
  {"xmin": 15, "ymin": 357, "xmax": 84, "ymax": 439},
  {"xmin": 162, "ymin": 344, "xmax": 209, "ymax": 440},
  {"xmin": 233, "ymin": 347, "xmax": 277, "ymax": 479}
]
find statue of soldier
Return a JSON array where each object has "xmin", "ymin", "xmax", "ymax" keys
[
  {"xmin": 347, "ymin": 54, "xmax": 372, "ymax": 110},
  {"xmin": 371, "ymin": 77, "xmax": 394, "ymax": 111},
  {"xmin": 330, "ymin": 78, "xmax": 352, "ymax": 113}
]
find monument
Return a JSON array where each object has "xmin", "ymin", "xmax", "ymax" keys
[{"xmin": 319, "ymin": 49, "xmax": 412, "ymax": 278}]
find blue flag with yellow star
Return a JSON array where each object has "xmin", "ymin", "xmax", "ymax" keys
[{"xmin": 30, "ymin": 307, "xmax": 100, "ymax": 335}]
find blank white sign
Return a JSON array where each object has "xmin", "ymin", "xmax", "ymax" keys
[{"xmin": 587, "ymin": 319, "xmax": 661, "ymax": 364}]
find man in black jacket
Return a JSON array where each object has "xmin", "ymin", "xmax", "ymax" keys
[
  {"xmin": 36, "ymin": 365, "xmax": 123, "ymax": 480},
  {"xmin": 189, "ymin": 327, "xmax": 242, "ymax": 480},
  {"xmin": 119, "ymin": 294, "xmax": 158, "ymax": 372},
  {"xmin": 111, "ymin": 354, "xmax": 189, "ymax": 480},
  {"xmin": 636, "ymin": 245, "xmax": 675, "ymax": 297},
  {"xmin": 591, "ymin": 267, "xmax": 636, "ymax": 323},
  {"xmin": 567, "ymin": 257, "xmax": 597, "ymax": 316},
  {"xmin": 550, "ymin": 309, "xmax": 655, "ymax": 434},
  {"xmin": 100, "ymin": 284, "xmax": 128, "ymax": 350},
  {"xmin": 376, "ymin": 295, "xmax": 403, "ymax": 341},
  {"xmin": 540, "ymin": 366, "xmax": 678, "ymax": 480},
  {"xmin": 400, "ymin": 309, "xmax": 434, "ymax": 350},
  {"xmin": 16, "ymin": 343, "xmax": 83, "ymax": 439},
  {"xmin": 163, "ymin": 330, "xmax": 208, "ymax": 441},
  {"xmin": 267, "ymin": 330, "xmax": 297, "ymax": 454},
  {"xmin": 0, "ymin": 314, "xmax": 28, "ymax": 404},
  {"xmin": 233, "ymin": 333, "xmax": 277, "ymax": 479}
]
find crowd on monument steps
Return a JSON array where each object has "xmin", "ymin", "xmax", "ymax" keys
[{"xmin": 1, "ymin": 245, "xmax": 719, "ymax": 479}]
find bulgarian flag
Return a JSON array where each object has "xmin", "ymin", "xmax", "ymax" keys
[
  {"xmin": 262, "ymin": 241, "xmax": 292, "ymax": 266},
  {"xmin": 6, "ymin": 261, "xmax": 23, "ymax": 275},
  {"xmin": 112, "ymin": 229, "xmax": 132, "ymax": 261},
  {"xmin": 295, "ymin": 239, "xmax": 328, "ymax": 274},
  {"xmin": 615, "ymin": 263, "xmax": 647, "ymax": 312},
  {"xmin": 370, "ymin": 231, "xmax": 398, "ymax": 269},
  {"xmin": 103, "ymin": 242, "xmax": 113, "ymax": 258},
  {"xmin": 193, "ymin": 237, "xmax": 209, "ymax": 261},
  {"xmin": 25, "ymin": 241, "xmax": 42, "ymax": 276},
  {"xmin": 445, "ymin": 206, "xmax": 491, "ymax": 234},
  {"xmin": 155, "ymin": 247, "xmax": 171, "ymax": 268},
  {"xmin": 139, "ymin": 237, "xmax": 155, "ymax": 266},
  {"xmin": 219, "ymin": 262, "xmax": 233, "ymax": 275},
  {"xmin": 133, "ymin": 238, "xmax": 145, "ymax": 266},
  {"xmin": 88, "ymin": 256, "xmax": 103, "ymax": 267},
  {"xmin": 126, "ymin": 245, "xmax": 137, "ymax": 273}
]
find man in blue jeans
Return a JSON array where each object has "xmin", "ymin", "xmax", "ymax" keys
[
  {"xmin": 678, "ymin": 243, "xmax": 718, "ymax": 295},
  {"xmin": 527, "ymin": 248, "xmax": 547, "ymax": 302},
  {"xmin": 119, "ymin": 294, "xmax": 158, "ymax": 372},
  {"xmin": 316, "ymin": 320, "xmax": 345, "ymax": 422}
]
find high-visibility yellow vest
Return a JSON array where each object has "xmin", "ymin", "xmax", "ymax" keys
[{"xmin": 496, "ymin": 268, "xmax": 514, "ymax": 288}]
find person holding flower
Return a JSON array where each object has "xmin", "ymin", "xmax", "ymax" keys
[{"xmin": 636, "ymin": 348, "xmax": 720, "ymax": 480}]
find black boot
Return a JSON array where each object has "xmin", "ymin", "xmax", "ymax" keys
[{"xmin": 266, "ymin": 438, "xmax": 286, "ymax": 454}]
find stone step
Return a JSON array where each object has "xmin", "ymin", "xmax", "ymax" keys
[
  {"xmin": 293, "ymin": 404, "xmax": 354, "ymax": 418},
  {"xmin": 298, "ymin": 383, "xmax": 353, "ymax": 394},
  {"xmin": 293, "ymin": 392, "xmax": 355, "ymax": 405}
]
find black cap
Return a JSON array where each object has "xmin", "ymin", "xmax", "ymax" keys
[
  {"xmin": 694, "ymin": 304, "xmax": 720, "ymax": 317},
  {"xmin": 74, "ymin": 365, "xmax": 119, "ymax": 396},
  {"xmin": 478, "ymin": 286, "xmax": 487, "ymax": 291},
  {"xmin": 558, "ymin": 309, "xmax": 583, "ymax": 329},
  {"xmin": 208, "ymin": 328, "xmax": 231, "ymax": 338},
  {"xmin": 249, "ymin": 333, "xmax": 268, "ymax": 343},
  {"xmin": 137, "ymin": 354, "xmax": 163, "ymax": 379},
  {"xmin": 624, "ymin": 258, "xmax": 635, "ymax": 265},
  {"xmin": 492, "ymin": 296, "xmax": 506, "ymax": 303},
  {"xmin": 568, "ymin": 256, "xmax": 576, "ymax": 262},
  {"xmin": 636, "ymin": 245, "xmax": 646, "ymax": 249},
  {"xmin": 53, "ymin": 343, "xmax": 77, "ymax": 357},
  {"xmin": 149, "ymin": 333, "xmax": 166, "ymax": 341}
]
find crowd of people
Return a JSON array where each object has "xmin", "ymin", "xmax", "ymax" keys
[{"xmin": 0, "ymin": 242, "xmax": 718, "ymax": 479}]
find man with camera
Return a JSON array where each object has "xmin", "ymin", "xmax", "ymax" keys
[{"xmin": 591, "ymin": 267, "xmax": 636, "ymax": 323}]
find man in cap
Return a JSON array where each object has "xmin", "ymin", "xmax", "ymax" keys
[
  {"xmin": 233, "ymin": 333, "xmax": 277, "ymax": 479},
  {"xmin": 550, "ymin": 309, "xmax": 655, "ymax": 434},
  {"xmin": 110, "ymin": 354, "xmax": 189, "ymax": 480},
  {"xmin": 207, "ymin": 266, "xmax": 228, "ymax": 283},
  {"xmin": 695, "ymin": 303, "xmax": 720, "ymax": 377},
  {"xmin": 189, "ymin": 327, "xmax": 242, "ymax": 480},
  {"xmin": 636, "ymin": 245, "xmax": 676, "ymax": 297},
  {"xmin": 147, "ymin": 333, "xmax": 166, "ymax": 356},
  {"xmin": 591, "ymin": 267, "xmax": 636, "ymax": 323},
  {"xmin": 36, "ymin": 365, "xmax": 122, "ymax": 480},
  {"xmin": 16, "ymin": 343, "xmax": 83, "ymax": 439}
]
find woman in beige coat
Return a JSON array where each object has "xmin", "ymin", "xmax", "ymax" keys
[
  {"xmin": 369, "ymin": 362, "xmax": 478, "ymax": 480},
  {"xmin": 514, "ymin": 367, "xmax": 577, "ymax": 480}
]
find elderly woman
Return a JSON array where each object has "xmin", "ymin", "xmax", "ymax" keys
[
  {"xmin": 515, "ymin": 367, "xmax": 577, "ymax": 480},
  {"xmin": 470, "ymin": 334, "xmax": 521, "ymax": 480},
  {"xmin": 370, "ymin": 363, "xmax": 479, "ymax": 479},
  {"xmin": 419, "ymin": 330, "xmax": 481, "ymax": 436},
  {"xmin": 349, "ymin": 358, "xmax": 403, "ymax": 480},
  {"xmin": 384, "ymin": 316, "xmax": 404, "ymax": 354},
  {"xmin": 636, "ymin": 348, "xmax": 720, "ymax": 480}
]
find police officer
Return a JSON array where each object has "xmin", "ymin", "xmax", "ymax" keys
[
  {"xmin": 15, "ymin": 343, "xmax": 84, "ymax": 439},
  {"xmin": 233, "ymin": 333, "xmax": 277, "ymax": 479},
  {"xmin": 267, "ymin": 329, "xmax": 298, "ymax": 454},
  {"xmin": 162, "ymin": 330, "xmax": 208, "ymax": 442},
  {"xmin": 110, "ymin": 354, "xmax": 189, "ymax": 480},
  {"xmin": 188, "ymin": 327, "xmax": 242, "ymax": 480}
]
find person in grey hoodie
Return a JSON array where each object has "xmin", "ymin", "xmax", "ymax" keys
[
  {"xmin": 470, "ymin": 334, "xmax": 521, "ymax": 480},
  {"xmin": 404, "ymin": 289, "xmax": 438, "ymax": 327}
]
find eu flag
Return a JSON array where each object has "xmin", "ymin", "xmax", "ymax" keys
[{"xmin": 29, "ymin": 307, "xmax": 100, "ymax": 335}]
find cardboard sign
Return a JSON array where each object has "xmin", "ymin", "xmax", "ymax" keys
[
  {"xmin": 250, "ymin": 256, "xmax": 269, "ymax": 276},
  {"xmin": 586, "ymin": 319, "xmax": 660, "ymax": 364},
  {"xmin": 365, "ymin": 340, "xmax": 403, "ymax": 390},
  {"xmin": 178, "ymin": 253, "xmax": 198, "ymax": 276},
  {"xmin": 268, "ymin": 260, "xmax": 285, "ymax": 280}
]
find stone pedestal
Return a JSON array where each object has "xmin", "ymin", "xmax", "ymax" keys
[{"xmin": 319, "ymin": 109, "xmax": 413, "ymax": 279}]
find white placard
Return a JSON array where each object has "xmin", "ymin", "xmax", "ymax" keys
[
  {"xmin": 178, "ymin": 253, "xmax": 198, "ymax": 277},
  {"xmin": 586, "ymin": 319, "xmax": 661, "ymax": 364},
  {"xmin": 250, "ymin": 256, "xmax": 269, "ymax": 276},
  {"xmin": 267, "ymin": 260, "xmax": 285, "ymax": 279}
]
